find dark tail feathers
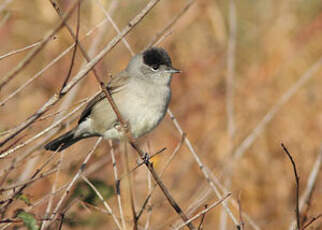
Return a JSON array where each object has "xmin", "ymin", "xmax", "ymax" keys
[{"xmin": 45, "ymin": 129, "xmax": 82, "ymax": 152}]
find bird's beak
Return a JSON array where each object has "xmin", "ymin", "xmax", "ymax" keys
[{"xmin": 166, "ymin": 67, "xmax": 181, "ymax": 74}]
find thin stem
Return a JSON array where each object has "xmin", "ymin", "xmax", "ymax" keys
[
  {"xmin": 281, "ymin": 143, "xmax": 300, "ymax": 230},
  {"xmin": 173, "ymin": 193, "xmax": 232, "ymax": 230},
  {"xmin": 81, "ymin": 175, "xmax": 122, "ymax": 230},
  {"xmin": 108, "ymin": 140, "xmax": 126, "ymax": 230}
]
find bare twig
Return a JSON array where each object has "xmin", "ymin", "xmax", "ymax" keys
[
  {"xmin": 122, "ymin": 142, "xmax": 138, "ymax": 230},
  {"xmin": 81, "ymin": 175, "xmax": 122, "ymax": 229},
  {"xmin": 226, "ymin": 0, "xmax": 237, "ymax": 142},
  {"xmin": 173, "ymin": 193, "xmax": 232, "ymax": 230},
  {"xmin": 197, "ymin": 204, "xmax": 208, "ymax": 230},
  {"xmin": 58, "ymin": 213, "xmax": 64, "ymax": 230},
  {"xmin": 95, "ymin": 0, "xmax": 135, "ymax": 56},
  {"xmin": 144, "ymin": 168, "xmax": 152, "ymax": 230},
  {"xmin": 59, "ymin": 2, "xmax": 81, "ymax": 95},
  {"xmin": 121, "ymin": 147, "xmax": 166, "ymax": 179},
  {"xmin": 208, "ymin": 168, "xmax": 261, "ymax": 230},
  {"xmin": 153, "ymin": 30, "xmax": 174, "ymax": 47},
  {"xmin": 0, "ymin": 167, "xmax": 57, "ymax": 192},
  {"xmin": 237, "ymin": 193, "xmax": 244, "ymax": 230},
  {"xmin": 0, "ymin": 41, "xmax": 42, "ymax": 61},
  {"xmin": 146, "ymin": 0, "xmax": 195, "ymax": 48},
  {"xmin": 281, "ymin": 143, "xmax": 300, "ymax": 230},
  {"xmin": 220, "ymin": 0, "xmax": 237, "ymax": 228},
  {"xmin": 108, "ymin": 140, "xmax": 126, "ymax": 229},
  {"xmin": 289, "ymin": 144, "xmax": 322, "ymax": 230},
  {"xmin": 302, "ymin": 214, "xmax": 322, "ymax": 229}
]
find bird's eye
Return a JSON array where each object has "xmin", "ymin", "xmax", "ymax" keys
[{"xmin": 151, "ymin": 64, "xmax": 159, "ymax": 71}]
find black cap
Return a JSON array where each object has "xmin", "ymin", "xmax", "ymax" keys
[{"xmin": 142, "ymin": 47, "xmax": 172, "ymax": 68}]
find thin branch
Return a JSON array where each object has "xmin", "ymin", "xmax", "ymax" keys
[
  {"xmin": 122, "ymin": 142, "xmax": 138, "ymax": 230},
  {"xmin": 173, "ymin": 193, "xmax": 232, "ymax": 230},
  {"xmin": 237, "ymin": 193, "xmax": 244, "ymax": 230},
  {"xmin": 144, "ymin": 168, "xmax": 152, "ymax": 230},
  {"xmin": 226, "ymin": 0, "xmax": 237, "ymax": 142},
  {"xmin": 58, "ymin": 213, "xmax": 64, "ymax": 230},
  {"xmin": 153, "ymin": 30, "xmax": 174, "ymax": 47},
  {"xmin": 95, "ymin": 0, "xmax": 135, "ymax": 56},
  {"xmin": 0, "ymin": 40, "xmax": 42, "ymax": 61},
  {"xmin": 59, "ymin": 2, "xmax": 81, "ymax": 95},
  {"xmin": 0, "ymin": 167, "xmax": 57, "ymax": 192},
  {"xmin": 146, "ymin": 0, "xmax": 195, "ymax": 48},
  {"xmin": 289, "ymin": 144, "xmax": 322, "ymax": 230},
  {"xmin": 121, "ymin": 147, "xmax": 166, "ymax": 179},
  {"xmin": 108, "ymin": 140, "xmax": 126, "ymax": 230},
  {"xmin": 197, "ymin": 204, "xmax": 208, "ymax": 230},
  {"xmin": 220, "ymin": 0, "xmax": 237, "ymax": 228},
  {"xmin": 302, "ymin": 214, "xmax": 322, "ymax": 229},
  {"xmin": 281, "ymin": 143, "xmax": 300, "ymax": 230},
  {"xmin": 81, "ymin": 175, "xmax": 122, "ymax": 230},
  {"xmin": 208, "ymin": 167, "xmax": 261, "ymax": 230}
]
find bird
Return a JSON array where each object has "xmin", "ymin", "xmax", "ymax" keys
[{"xmin": 45, "ymin": 47, "xmax": 180, "ymax": 152}]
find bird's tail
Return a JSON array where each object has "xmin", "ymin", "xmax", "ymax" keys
[{"xmin": 45, "ymin": 128, "xmax": 82, "ymax": 152}]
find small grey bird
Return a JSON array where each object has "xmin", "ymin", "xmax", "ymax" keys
[{"xmin": 45, "ymin": 47, "xmax": 180, "ymax": 152}]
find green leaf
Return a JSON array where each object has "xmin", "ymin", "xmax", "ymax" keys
[
  {"xmin": 16, "ymin": 194, "xmax": 31, "ymax": 206},
  {"xmin": 64, "ymin": 212, "xmax": 105, "ymax": 227},
  {"xmin": 16, "ymin": 210, "xmax": 39, "ymax": 230},
  {"xmin": 72, "ymin": 179, "xmax": 114, "ymax": 205}
]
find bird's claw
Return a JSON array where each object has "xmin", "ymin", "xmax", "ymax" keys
[{"xmin": 143, "ymin": 152, "xmax": 150, "ymax": 164}]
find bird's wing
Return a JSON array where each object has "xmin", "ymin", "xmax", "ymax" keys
[{"xmin": 78, "ymin": 71, "xmax": 129, "ymax": 124}]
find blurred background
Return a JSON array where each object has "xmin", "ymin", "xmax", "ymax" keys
[{"xmin": 0, "ymin": 0, "xmax": 321, "ymax": 229}]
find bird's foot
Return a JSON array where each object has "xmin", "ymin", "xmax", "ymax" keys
[{"xmin": 143, "ymin": 152, "xmax": 150, "ymax": 164}]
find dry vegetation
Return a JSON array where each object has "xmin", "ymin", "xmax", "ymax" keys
[{"xmin": 0, "ymin": 0, "xmax": 321, "ymax": 229}]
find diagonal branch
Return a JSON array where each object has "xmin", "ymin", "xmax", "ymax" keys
[{"xmin": 281, "ymin": 143, "xmax": 300, "ymax": 230}]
